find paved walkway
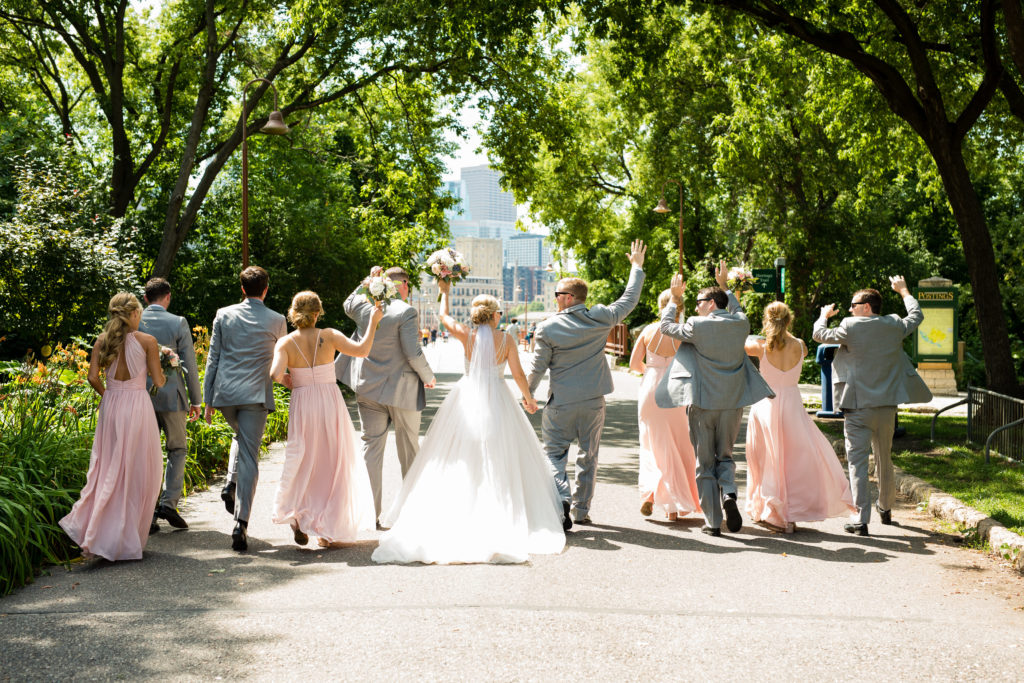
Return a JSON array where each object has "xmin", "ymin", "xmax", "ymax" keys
[{"xmin": 1, "ymin": 341, "xmax": 1021, "ymax": 680}]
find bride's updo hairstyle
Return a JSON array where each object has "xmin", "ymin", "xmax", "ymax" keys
[
  {"xmin": 763, "ymin": 301, "xmax": 793, "ymax": 351},
  {"xmin": 470, "ymin": 294, "xmax": 500, "ymax": 325},
  {"xmin": 97, "ymin": 292, "xmax": 142, "ymax": 369},
  {"xmin": 288, "ymin": 291, "xmax": 323, "ymax": 329}
]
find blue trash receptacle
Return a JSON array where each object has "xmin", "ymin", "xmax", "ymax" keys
[{"xmin": 815, "ymin": 344, "xmax": 844, "ymax": 418}]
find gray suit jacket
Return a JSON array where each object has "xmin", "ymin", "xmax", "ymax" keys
[
  {"xmin": 655, "ymin": 292, "xmax": 775, "ymax": 410},
  {"xmin": 336, "ymin": 290, "xmax": 435, "ymax": 411},
  {"xmin": 203, "ymin": 298, "xmax": 287, "ymax": 410},
  {"xmin": 812, "ymin": 294, "xmax": 932, "ymax": 409},
  {"xmin": 139, "ymin": 304, "xmax": 202, "ymax": 412},
  {"xmin": 527, "ymin": 265, "xmax": 645, "ymax": 406}
]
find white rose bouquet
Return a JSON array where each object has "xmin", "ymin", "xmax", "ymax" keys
[
  {"xmin": 426, "ymin": 247, "xmax": 471, "ymax": 301},
  {"xmin": 726, "ymin": 265, "xmax": 757, "ymax": 295},
  {"xmin": 151, "ymin": 346, "xmax": 181, "ymax": 396},
  {"xmin": 357, "ymin": 273, "xmax": 399, "ymax": 308}
]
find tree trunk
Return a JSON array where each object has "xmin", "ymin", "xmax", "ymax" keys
[{"xmin": 926, "ymin": 134, "xmax": 1019, "ymax": 393}]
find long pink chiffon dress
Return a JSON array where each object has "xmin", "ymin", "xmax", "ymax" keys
[
  {"xmin": 272, "ymin": 332, "xmax": 375, "ymax": 543},
  {"xmin": 636, "ymin": 325, "xmax": 701, "ymax": 518},
  {"xmin": 745, "ymin": 345, "xmax": 856, "ymax": 528},
  {"xmin": 59, "ymin": 332, "xmax": 163, "ymax": 561}
]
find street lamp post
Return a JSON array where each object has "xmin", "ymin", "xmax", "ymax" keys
[
  {"xmin": 653, "ymin": 179, "xmax": 685, "ymax": 273},
  {"xmin": 240, "ymin": 78, "xmax": 290, "ymax": 268}
]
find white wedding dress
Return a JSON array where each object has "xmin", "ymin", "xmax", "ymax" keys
[{"xmin": 371, "ymin": 325, "xmax": 566, "ymax": 564}]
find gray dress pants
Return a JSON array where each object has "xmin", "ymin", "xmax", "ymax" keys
[
  {"xmin": 155, "ymin": 410, "xmax": 188, "ymax": 509},
  {"xmin": 843, "ymin": 406, "xmax": 897, "ymax": 525},
  {"xmin": 541, "ymin": 396, "xmax": 605, "ymax": 520},
  {"xmin": 356, "ymin": 397, "xmax": 422, "ymax": 519},
  {"xmin": 218, "ymin": 404, "xmax": 269, "ymax": 524},
  {"xmin": 687, "ymin": 405, "xmax": 743, "ymax": 529}
]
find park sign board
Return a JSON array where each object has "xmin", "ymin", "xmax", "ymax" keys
[
  {"xmin": 913, "ymin": 287, "xmax": 957, "ymax": 362},
  {"xmin": 751, "ymin": 268, "xmax": 776, "ymax": 294}
]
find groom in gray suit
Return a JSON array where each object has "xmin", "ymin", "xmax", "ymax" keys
[
  {"xmin": 203, "ymin": 266, "xmax": 287, "ymax": 551},
  {"xmin": 655, "ymin": 263, "xmax": 774, "ymax": 536},
  {"xmin": 337, "ymin": 266, "xmax": 435, "ymax": 525},
  {"xmin": 528, "ymin": 240, "xmax": 647, "ymax": 529},
  {"xmin": 812, "ymin": 275, "xmax": 931, "ymax": 535},
  {"xmin": 139, "ymin": 277, "xmax": 202, "ymax": 532}
]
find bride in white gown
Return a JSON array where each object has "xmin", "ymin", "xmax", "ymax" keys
[{"xmin": 371, "ymin": 282, "xmax": 566, "ymax": 564}]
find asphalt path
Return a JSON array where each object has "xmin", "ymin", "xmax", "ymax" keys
[{"xmin": 2, "ymin": 339, "xmax": 1023, "ymax": 681}]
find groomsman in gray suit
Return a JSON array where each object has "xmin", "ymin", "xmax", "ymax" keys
[
  {"xmin": 812, "ymin": 276, "xmax": 931, "ymax": 536},
  {"xmin": 139, "ymin": 278, "xmax": 202, "ymax": 533},
  {"xmin": 528, "ymin": 240, "xmax": 647, "ymax": 529},
  {"xmin": 203, "ymin": 266, "xmax": 287, "ymax": 551},
  {"xmin": 337, "ymin": 266, "xmax": 435, "ymax": 526},
  {"xmin": 656, "ymin": 262, "xmax": 774, "ymax": 536}
]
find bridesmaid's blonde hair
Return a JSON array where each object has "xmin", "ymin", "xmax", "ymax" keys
[
  {"xmin": 470, "ymin": 294, "xmax": 500, "ymax": 325},
  {"xmin": 657, "ymin": 289, "xmax": 680, "ymax": 322},
  {"xmin": 97, "ymin": 292, "xmax": 142, "ymax": 369},
  {"xmin": 288, "ymin": 291, "xmax": 323, "ymax": 329},
  {"xmin": 763, "ymin": 301, "xmax": 792, "ymax": 351}
]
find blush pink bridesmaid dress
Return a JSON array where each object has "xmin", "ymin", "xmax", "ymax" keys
[
  {"xmin": 745, "ymin": 345, "xmax": 856, "ymax": 530},
  {"xmin": 272, "ymin": 331, "xmax": 375, "ymax": 544},
  {"xmin": 60, "ymin": 332, "xmax": 163, "ymax": 561},
  {"xmin": 635, "ymin": 325, "xmax": 701, "ymax": 519}
]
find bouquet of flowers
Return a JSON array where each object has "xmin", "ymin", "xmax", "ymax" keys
[
  {"xmin": 426, "ymin": 247, "xmax": 471, "ymax": 300},
  {"xmin": 357, "ymin": 273, "xmax": 400, "ymax": 307},
  {"xmin": 726, "ymin": 265, "xmax": 757, "ymax": 295},
  {"xmin": 151, "ymin": 346, "xmax": 181, "ymax": 396}
]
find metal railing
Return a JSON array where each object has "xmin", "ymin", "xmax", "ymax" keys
[{"xmin": 966, "ymin": 386, "xmax": 1024, "ymax": 463}]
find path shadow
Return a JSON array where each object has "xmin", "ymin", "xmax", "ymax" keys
[{"xmin": 565, "ymin": 520, "xmax": 935, "ymax": 563}]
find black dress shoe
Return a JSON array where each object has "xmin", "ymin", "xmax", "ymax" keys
[
  {"xmin": 876, "ymin": 505, "xmax": 892, "ymax": 525},
  {"xmin": 562, "ymin": 500, "xmax": 573, "ymax": 531},
  {"xmin": 149, "ymin": 517, "xmax": 160, "ymax": 535},
  {"xmin": 231, "ymin": 521, "xmax": 248, "ymax": 552},
  {"xmin": 701, "ymin": 525, "xmax": 721, "ymax": 537},
  {"xmin": 221, "ymin": 482, "xmax": 236, "ymax": 515},
  {"xmin": 843, "ymin": 523, "xmax": 869, "ymax": 536},
  {"xmin": 155, "ymin": 504, "xmax": 189, "ymax": 529},
  {"xmin": 723, "ymin": 495, "xmax": 743, "ymax": 533}
]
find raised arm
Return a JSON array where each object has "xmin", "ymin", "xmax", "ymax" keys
[
  {"xmin": 811, "ymin": 303, "xmax": 847, "ymax": 344},
  {"xmin": 438, "ymin": 279, "xmax": 470, "ymax": 347},
  {"xmin": 505, "ymin": 332, "xmax": 539, "ymax": 413},
  {"xmin": 593, "ymin": 239, "xmax": 647, "ymax": 325},
  {"xmin": 660, "ymin": 273, "xmax": 694, "ymax": 341},
  {"xmin": 329, "ymin": 305, "xmax": 384, "ymax": 358},
  {"xmin": 891, "ymin": 275, "xmax": 924, "ymax": 337},
  {"xmin": 344, "ymin": 266, "xmax": 380, "ymax": 330}
]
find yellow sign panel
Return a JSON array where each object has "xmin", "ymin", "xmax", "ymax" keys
[{"xmin": 917, "ymin": 307, "xmax": 955, "ymax": 357}]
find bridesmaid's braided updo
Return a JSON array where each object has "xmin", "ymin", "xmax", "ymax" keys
[
  {"xmin": 763, "ymin": 301, "xmax": 792, "ymax": 351},
  {"xmin": 97, "ymin": 292, "xmax": 142, "ymax": 369}
]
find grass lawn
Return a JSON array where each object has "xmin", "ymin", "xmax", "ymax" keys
[{"xmin": 812, "ymin": 412, "xmax": 1024, "ymax": 536}]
